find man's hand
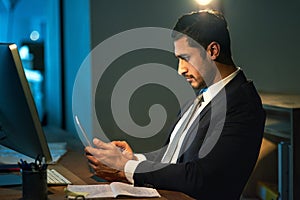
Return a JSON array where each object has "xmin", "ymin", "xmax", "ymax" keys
[
  {"xmin": 111, "ymin": 140, "xmax": 138, "ymax": 160},
  {"xmin": 85, "ymin": 138, "xmax": 133, "ymax": 182},
  {"xmin": 85, "ymin": 138, "xmax": 129, "ymax": 171},
  {"xmin": 85, "ymin": 157, "xmax": 128, "ymax": 182}
]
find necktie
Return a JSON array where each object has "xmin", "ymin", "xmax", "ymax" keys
[{"xmin": 162, "ymin": 93, "xmax": 203, "ymax": 163}]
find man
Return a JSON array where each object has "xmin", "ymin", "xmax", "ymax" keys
[{"xmin": 85, "ymin": 9, "xmax": 266, "ymax": 199}]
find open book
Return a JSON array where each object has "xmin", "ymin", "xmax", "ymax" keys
[{"xmin": 66, "ymin": 182, "xmax": 161, "ymax": 199}]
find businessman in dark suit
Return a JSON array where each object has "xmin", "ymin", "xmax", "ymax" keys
[{"xmin": 85, "ymin": 10, "xmax": 266, "ymax": 200}]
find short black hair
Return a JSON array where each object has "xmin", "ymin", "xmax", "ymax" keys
[{"xmin": 172, "ymin": 9, "xmax": 234, "ymax": 65}]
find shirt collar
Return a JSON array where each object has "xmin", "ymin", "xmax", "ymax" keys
[{"xmin": 202, "ymin": 67, "xmax": 240, "ymax": 103}]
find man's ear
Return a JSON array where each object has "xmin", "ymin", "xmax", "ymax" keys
[{"xmin": 207, "ymin": 42, "xmax": 220, "ymax": 60}]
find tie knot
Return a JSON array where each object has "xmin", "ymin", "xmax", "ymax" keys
[{"xmin": 195, "ymin": 94, "xmax": 203, "ymax": 103}]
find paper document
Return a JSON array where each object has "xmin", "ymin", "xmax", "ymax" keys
[{"xmin": 66, "ymin": 182, "xmax": 161, "ymax": 199}]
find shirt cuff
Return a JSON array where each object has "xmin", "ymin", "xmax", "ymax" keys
[
  {"xmin": 124, "ymin": 160, "xmax": 142, "ymax": 184},
  {"xmin": 134, "ymin": 153, "xmax": 147, "ymax": 161}
]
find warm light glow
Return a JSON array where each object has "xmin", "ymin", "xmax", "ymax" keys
[{"xmin": 195, "ymin": 0, "xmax": 213, "ymax": 6}]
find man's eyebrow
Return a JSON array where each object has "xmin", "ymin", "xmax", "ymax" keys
[{"xmin": 176, "ymin": 54, "xmax": 189, "ymax": 60}]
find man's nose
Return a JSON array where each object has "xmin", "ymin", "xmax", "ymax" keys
[{"xmin": 177, "ymin": 59, "xmax": 188, "ymax": 75}]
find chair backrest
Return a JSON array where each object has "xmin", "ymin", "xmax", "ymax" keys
[{"xmin": 241, "ymin": 137, "xmax": 277, "ymax": 198}]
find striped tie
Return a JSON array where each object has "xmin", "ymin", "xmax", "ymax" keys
[{"xmin": 162, "ymin": 94, "xmax": 203, "ymax": 163}]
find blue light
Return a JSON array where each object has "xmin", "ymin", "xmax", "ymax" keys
[{"xmin": 30, "ymin": 30, "xmax": 40, "ymax": 41}]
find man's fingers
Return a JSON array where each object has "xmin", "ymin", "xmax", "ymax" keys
[
  {"xmin": 85, "ymin": 138, "xmax": 114, "ymax": 154},
  {"xmin": 87, "ymin": 157, "xmax": 120, "ymax": 176},
  {"xmin": 111, "ymin": 141, "xmax": 133, "ymax": 152},
  {"xmin": 90, "ymin": 139, "xmax": 131, "ymax": 153},
  {"xmin": 93, "ymin": 138, "xmax": 112, "ymax": 149},
  {"xmin": 86, "ymin": 154, "xmax": 100, "ymax": 165},
  {"xmin": 111, "ymin": 141, "xmax": 127, "ymax": 147},
  {"xmin": 84, "ymin": 146, "xmax": 92, "ymax": 154},
  {"xmin": 85, "ymin": 146, "xmax": 99, "ymax": 156}
]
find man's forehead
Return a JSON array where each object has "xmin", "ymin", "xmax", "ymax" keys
[
  {"xmin": 174, "ymin": 37, "xmax": 190, "ymax": 54},
  {"xmin": 174, "ymin": 36, "xmax": 203, "ymax": 56}
]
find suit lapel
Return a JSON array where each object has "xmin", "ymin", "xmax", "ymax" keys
[
  {"xmin": 177, "ymin": 102, "xmax": 211, "ymax": 161},
  {"xmin": 177, "ymin": 70, "xmax": 248, "ymax": 163}
]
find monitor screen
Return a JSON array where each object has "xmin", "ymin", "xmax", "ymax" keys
[{"xmin": 0, "ymin": 43, "xmax": 52, "ymax": 163}]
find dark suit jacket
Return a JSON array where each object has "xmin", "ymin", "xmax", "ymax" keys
[{"xmin": 133, "ymin": 71, "xmax": 266, "ymax": 200}]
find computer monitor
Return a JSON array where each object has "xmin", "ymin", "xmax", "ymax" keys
[{"xmin": 0, "ymin": 43, "xmax": 52, "ymax": 163}]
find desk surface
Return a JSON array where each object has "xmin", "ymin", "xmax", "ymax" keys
[
  {"xmin": 260, "ymin": 92, "xmax": 300, "ymax": 109},
  {"xmin": 0, "ymin": 127, "xmax": 194, "ymax": 200}
]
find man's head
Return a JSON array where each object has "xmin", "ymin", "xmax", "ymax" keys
[
  {"xmin": 172, "ymin": 10, "xmax": 234, "ymax": 90},
  {"xmin": 172, "ymin": 9, "xmax": 233, "ymax": 66}
]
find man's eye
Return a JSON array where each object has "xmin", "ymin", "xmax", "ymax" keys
[
  {"xmin": 179, "ymin": 56, "xmax": 189, "ymax": 62},
  {"xmin": 183, "ymin": 57, "xmax": 190, "ymax": 62}
]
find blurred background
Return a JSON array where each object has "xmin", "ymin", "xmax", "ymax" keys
[{"xmin": 0, "ymin": 0, "xmax": 299, "ymax": 139}]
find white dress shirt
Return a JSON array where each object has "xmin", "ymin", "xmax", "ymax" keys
[{"xmin": 124, "ymin": 68, "xmax": 240, "ymax": 183}]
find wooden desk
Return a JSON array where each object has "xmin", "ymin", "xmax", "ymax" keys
[{"xmin": 0, "ymin": 127, "xmax": 194, "ymax": 200}]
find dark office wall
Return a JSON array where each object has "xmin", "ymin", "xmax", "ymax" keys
[
  {"xmin": 223, "ymin": 0, "xmax": 300, "ymax": 94},
  {"xmin": 89, "ymin": 0, "xmax": 199, "ymax": 151},
  {"xmin": 63, "ymin": 1, "xmax": 300, "ymax": 144},
  {"xmin": 90, "ymin": 0, "xmax": 199, "ymax": 48}
]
